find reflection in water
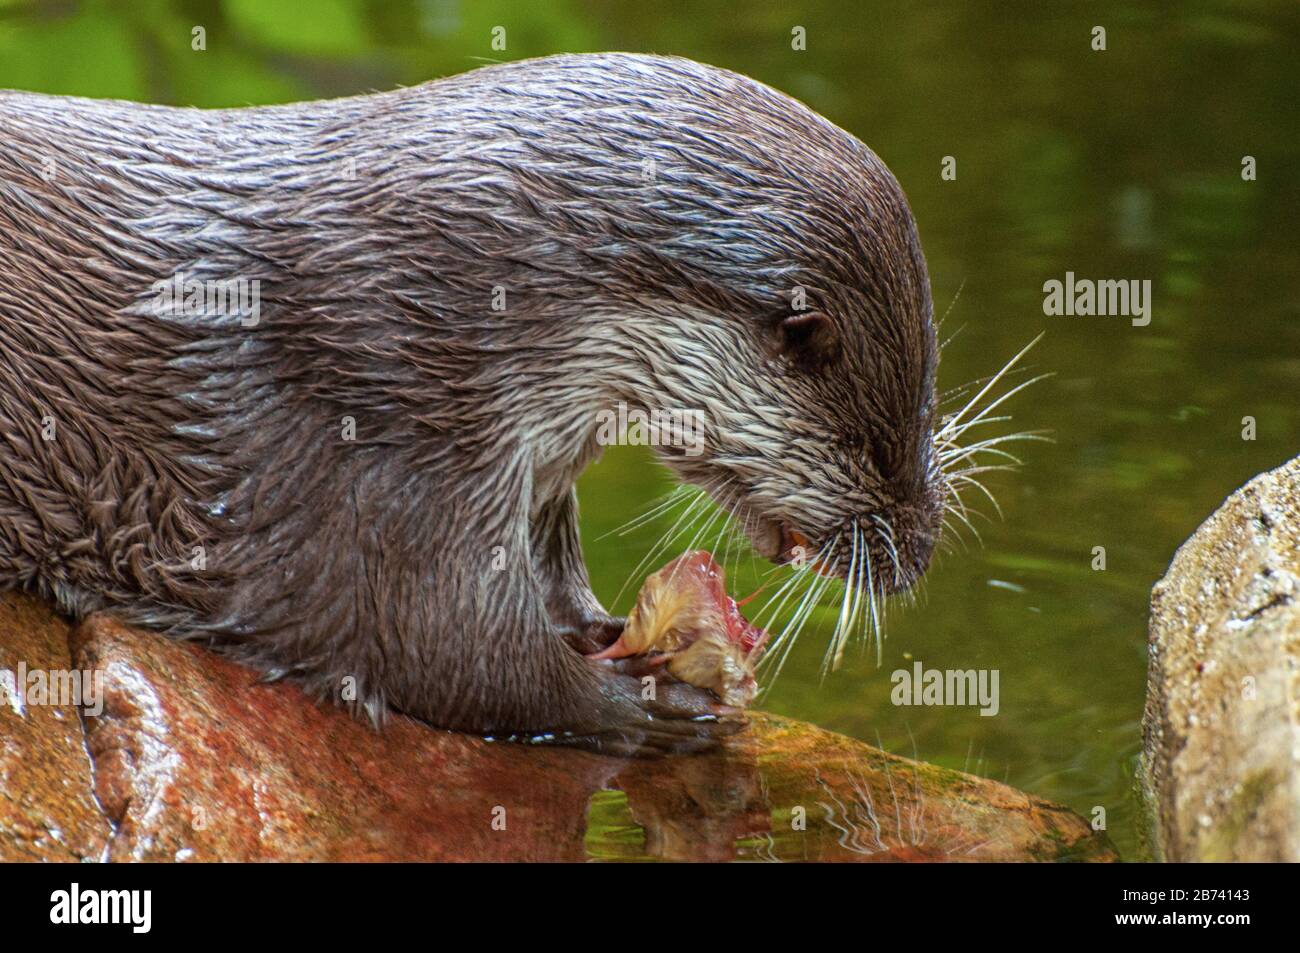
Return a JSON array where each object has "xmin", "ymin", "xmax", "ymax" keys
[
  {"xmin": 602, "ymin": 751, "xmax": 770, "ymax": 862},
  {"xmin": 577, "ymin": 714, "xmax": 1115, "ymax": 862}
]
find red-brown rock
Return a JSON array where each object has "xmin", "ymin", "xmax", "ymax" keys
[
  {"xmin": 0, "ymin": 591, "xmax": 1116, "ymax": 861},
  {"xmin": 0, "ymin": 593, "xmax": 110, "ymax": 861}
]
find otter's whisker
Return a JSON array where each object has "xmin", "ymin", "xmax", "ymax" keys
[
  {"xmin": 937, "ymin": 377, "xmax": 993, "ymax": 410},
  {"xmin": 939, "ymin": 514, "xmax": 970, "ymax": 553},
  {"xmin": 768, "ymin": 560, "xmax": 827, "ymax": 659},
  {"xmin": 597, "ymin": 483, "xmax": 691, "ymax": 540},
  {"xmin": 851, "ymin": 547, "xmax": 870, "ymax": 665},
  {"xmin": 871, "ymin": 514, "xmax": 902, "ymax": 588},
  {"xmin": 753, "ymin": 570, "xmax": 806, "ymax": 631},
  {"xmin": 763, "ymin": 550, "xmax": 837, "ymax": 686},
  {"xmin": 865, "ymin": 545, "xmax": 882, "ymax": 666},
  {"xmin": 939, "ymin": 433, "xmax": 1047, "ymax": 467},
  {"xmin": 845, "ymin": 522, "xmax": 875, "ymax": 666},
  {"xmin": 941, "ymin": 447, "xmax": 1024, "ymax": 471},
  {"xmin": 941, "ymin": 372, "xmax": 1053, "ymax": 443},
  {"xmin": 936, "ymin": 333, "xmax": 1044, "ymax": 441},
  {"xmin": 936, "ymin": 412, "xmax": 1013, "ymax": 434},
  {"xmin": 940, "ymin": 429, "xmax": 1050, "ymax": 458},
  {"xmin": 875, "ymin": 527, "xmax": 901, "ymax": 587},
  {"xmin": 937, "ymin": 275, "xmax": 966, "ymax": 333},
  {"xmin": 756, "ymin": 537, "xmax": 834, "ymax": 632},
  {"xmin": 940, "ymin": 433, "xmax": 1042, "ymax": 482},
  {"xmin": 948, "ymin": 466, "xmax": 1019, "ymax": 487},
  {"xmin": 754, "ymin": 550, "xmax": 835, "ymax": 673},
  {"xmin": 612, "ymin": 490, "xmax": 706, "ymax": 601},
  {"xmin": 612, "ymin": 480, "xmax": 721, "ymax": 603},
  {"xmin": 693, "ymin": 492, "xmax": 736, "ymax": 553},
  {"xmin": 827, "ymin": 521, "xmax": 859, "ymax": 675},
  {"xmin": 710, "ymin": 505, "xmax": 734, "ymax": 572},
  {"xmin": 727, "ymin": 509, "xmax": 751, "ymax": 579},
  {"xmin": 754, "ymin": 591, "xmax": 810, "ymax": 695},
  {"xmin": 930, "ymin": 343, "xmax": 1049, "ymax": 562},
  {"xmin": 663, "ymin": 491, "xmax": 734, "ymax": 592},
  {"xmin": 944, "ymin": 500, "xmax": 984, "ymax": 543},
  {"xmin": 947, "ymin": 473, "xmax": 1005, "ymax": 519},
  {"xmin": 849, "ymin": 523, "xmax": 871, "ymax": 625},
  {"xmin": 943, "ymin": 493, "xmax": 975, "ymax": 532},
  {"xmin": 780, "ymin": 565, "xmax": 838, "ymax": 685},
  {"xmin": 948, "ymin": 478, "xmax": 1003, "ymax": 516}
]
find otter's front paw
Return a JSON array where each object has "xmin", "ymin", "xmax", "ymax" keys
[
  {"xmin": 565, "ymin": 661, "xmax": 747, "ymax": 758},
  {"xmin": 558, "ymin": 615, "xmax": 627, "ymax": 655}
]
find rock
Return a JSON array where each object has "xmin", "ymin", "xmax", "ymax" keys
[
  {"xmin": 1142, "ymin": 456, "xmax": 1300, "ymax": 862},
  {"xmin": 0, "ymin": 590, "xmax": 1115, "ymax": 861},
  {"xmin": 72, "ymin": 606, "xmax": 609, "ymax": 862},
  {"xmin": 0, "ymin": 592, "xmax": 110, "ymax": 861}
]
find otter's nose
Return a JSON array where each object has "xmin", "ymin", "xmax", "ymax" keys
[{"xmin": 873, "ymin": 497, "xmax": 942, "ymax": 594}]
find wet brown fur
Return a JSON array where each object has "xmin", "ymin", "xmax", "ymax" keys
[{"xmin": 0, "ymin": 54, "xmax": 939, "ymax": 754}]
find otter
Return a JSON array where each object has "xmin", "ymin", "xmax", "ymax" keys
[{"xmin": 0, "ymin": 53, "xmax": 943, "ymax": 756}]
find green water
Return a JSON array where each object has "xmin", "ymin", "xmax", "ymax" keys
[{"xmin": 4, "ymin": 0, "xmax": 1296, "ymax": 860}]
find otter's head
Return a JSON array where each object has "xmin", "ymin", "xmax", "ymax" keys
[
  {"xmin": 535, "ymin": 56, "xmax": 948, "ymax": 598},
  {"xmin": 654, "ymin": 170, "xmax": 945, "ymax": 602}
]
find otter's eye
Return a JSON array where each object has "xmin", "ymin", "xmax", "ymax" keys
[
  {"xmin": 778, "ymin": 310, "xmax": 839, "ymax": 368},
  {"xmin": 873, "ymin": 431, "xmax": 894, "ymax": 475},
  {"xmin": 838, "ymin": 430, "xmax": 886, "ymax": 476},
  {"xmin": 841, "ymin": 431, "xmax": 877, "ymax": 470}
]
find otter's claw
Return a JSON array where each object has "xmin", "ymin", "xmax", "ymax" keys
[{"xmin": 565, "ymin": 665, "xmax": 747, "ymax": 758}]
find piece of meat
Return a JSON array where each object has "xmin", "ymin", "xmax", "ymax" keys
[{"xmin": 590, "ymin": 551, "xmax": 767, "ymax": 706}]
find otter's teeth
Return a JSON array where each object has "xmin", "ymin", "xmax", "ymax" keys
[{"xmin": 777, "ymin": 524, "xmax": 813, "ymax": 564}]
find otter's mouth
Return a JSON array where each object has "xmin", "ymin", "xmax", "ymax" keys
[
  {"xmin": 748, "ymin": 515, "xmax": 916, "ymax": 591},
  {"xmin": 751, "ymin": 519, "xmax": 821, "ymax": 569}
]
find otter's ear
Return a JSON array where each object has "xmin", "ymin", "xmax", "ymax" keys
[{"xmin": 779, "ymin": 310, "xmax": 839, "ymax": 368}]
